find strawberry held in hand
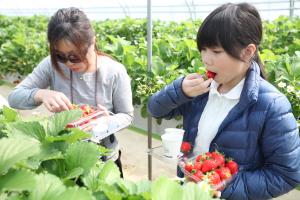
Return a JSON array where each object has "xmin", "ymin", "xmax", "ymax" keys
[{"xmin": 181, "ymin": 141, "xmax": 191, "ymax": 154}]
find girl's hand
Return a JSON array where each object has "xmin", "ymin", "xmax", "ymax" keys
[
  {"xmin": 97, "ymin": 104, "xmax": 109, "ymax": 116},
  {"xmin": 34, "ymin": 89, "xmax": 73, "ymax": 113},
  {"xmin": 182, "ymin": 73, "xmax": 213, "ymax": 97}
]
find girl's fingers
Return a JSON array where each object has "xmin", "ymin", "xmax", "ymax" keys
[
  {"xmin": 185, "ymin": 73, "xmax": 202, "ymax": 80},
  {"xmin": 61, "ymin": 95, "xmax": 73, "ymax": 110},
  {"xmin": 97, "ymin": 104, "xmax": 109, "ymax": 116},
  {"xmin": 56, "ymin": 98, "xmax": 69, "ymax": 111}
]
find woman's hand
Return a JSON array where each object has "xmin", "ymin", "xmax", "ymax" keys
[
  {"xmin": 34, "ymin": 89, "xmax": 73, "ymax": 113},
  {"xmin": 97, "ymin": 104, "xmax": 109, "ymax": 116},
  {"xmin": 182, "ymin": 73, "xmax": 213, "ymax": 97}
]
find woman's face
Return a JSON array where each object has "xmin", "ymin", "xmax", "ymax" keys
[
  {"xmin": 55, "ymin": 39, "xmax": 95, "ymax": 73},
  {"xmin": 201, "ymin": 46, "xmax": 250, "ymax": 91}
]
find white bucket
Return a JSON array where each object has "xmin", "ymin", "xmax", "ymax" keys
[{"xmin": 161, "ymin": 128, "xmax": 184, "ymax": 158}]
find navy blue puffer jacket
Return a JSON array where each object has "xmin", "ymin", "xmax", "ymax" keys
[{"xmin": 148, "ymin": 62, "xmax": 300, "ymax": 199}]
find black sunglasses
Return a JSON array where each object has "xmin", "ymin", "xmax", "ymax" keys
[{"xmin": 55, "ymin": 52, "xmax": 82, "ymax": 64}]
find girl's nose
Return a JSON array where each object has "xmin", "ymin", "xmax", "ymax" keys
[{"xmin": 201, "ymin": 51, "xmax": 213, "ymax": 66}]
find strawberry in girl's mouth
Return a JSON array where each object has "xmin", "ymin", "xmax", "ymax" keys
[{"xmin": 206, "ymin": 70, "xmax": 216, "ymax": 79}]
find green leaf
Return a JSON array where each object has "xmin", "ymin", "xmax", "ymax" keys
[
  {"xmin": 30, "ymin": 173, "xmax": 66, "ymax": 200},
  {"xmin": 46, "ymin": 109, "xmax": 82, "ymax": 136},
  {"xmin": 56, "ymin": 187, "xmax": 95, "ymax": 200},
  {"xmin": 8, "ymin": 121, "xmax": 46, "ymax": 142},
  {"xmin": 0, "ymin": 137, "xmax": 40, "ymax": 174},
  {"xmin": 117, "ymin": 179, "xmax": 151, "ymax": 196},
  {"xmin": 2, "ymin": 106, "xmax": 19, "ymax": 122},
  {"xmin": 98, "ymin": 161, "xmax": 121, "ymax": 185},
  {"xmin": 182, "ymin": 182, "xmax": 214, "ymax": 200},
  {"xmin": 0, "ymin": 169, "xmax": 36, "ymax": 192},
  {"xmin": 65, "ymin": 142, "xmax": 99, "ymax": 173},
  {"xmin": 151, "ymin": 176, "xmax": 183, "ymax": 200},
  {"xmin": 46, "ymin": 128, "xmax": 91, "ymax": 143},
  {"xmin": 82, "ymin": 165, "xmax": 103, "ymax": 192},
  {"xmin": 63, "ymin": 167, "xmax": 84, "ymax": 180},
  {"xmin": 100, "ymin": 183, "xmax": 123, "ymax": 200}
]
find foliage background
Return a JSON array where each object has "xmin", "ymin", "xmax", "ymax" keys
[{"xmin": 0, "ymin": 15, "xmax": 299, "ymax": 123}]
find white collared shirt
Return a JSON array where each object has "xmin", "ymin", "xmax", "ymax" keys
[{"xmin": 193, "ymin": 78, "xmax": 245, "ymax": 154}]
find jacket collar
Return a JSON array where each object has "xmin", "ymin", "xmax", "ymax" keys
[{"xmin": 239, "ymin": 61, "xmax": 260, "ymax": 106}]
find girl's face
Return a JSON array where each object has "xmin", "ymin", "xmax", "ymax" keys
[
  {"xmin": 201, "ymin": 46, "xmax": 250, "ymax": 92},
  {"xmin": 55, "ymin": 39, "xmax": 95, "ymax": 73}
]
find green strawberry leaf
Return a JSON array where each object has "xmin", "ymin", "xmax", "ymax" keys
[
  {"xmin": 0, "ymin": 169, "xmax": 36, "ymax": 192},
  {"xmin": 2, "ymin": 105, "xmax": 19, "ymax": 122},
  {"xmin": 46, "ymin": 128, "xmax": 91, "ymax": 143},
  {"xmin": 29, "ymin": 173, "xmax": 66, "ymax": 200},
  {"xmin": 65, "ymin": 141, "xmax": 99, "ymax": 173},
  {"xmin": 8, "ymin": 121, "xmax": 46, "ymax": 142},
  {"xmin": 56, "ymin": 187, "xmax": 95, "ymax": 200},
  {"xmin": 0, "ymin": 136, "xmax": 40, "ymax": 174},
  {"xmin": 46, "ymin": 109, "xmax": 82, "ymax": 136},
  {"xmin": 151, "ymin": 176, "xmax": 183, "ymax": 200}
]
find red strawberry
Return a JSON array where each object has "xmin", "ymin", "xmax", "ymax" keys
[
  {"xmin": 184, "ymin": 162, "xmax": 194, "ymax": 173},
  {"xmin": 196, "ymin": 154, "xmax": 204, "ymax": 162},
  {"xmin": 193, "ymin": 162, "xmax": 202, "ymax": 171},
  {"xmin": 216, "ymin": 167, "xmax": 232, "ymax": 181},
  {"xmin": 226, "ymin": 160, "xmax": 238, "ymax": 175},
  {"xmin": 201, "ymin": 159, "xmax": 218, "ymax": 173},
  {"xmin": 205, "ymin": 152, "xmax": 212, "ymax": 158},
  {"xmin": 206, "ymin": 70, "xmax": 216, "ymax": 79},
  {"xmin": 193, "ymin": 170, "xmax": 204, "ymax": 181},
  {"xmin": 206, "ymin": 171, "xmax": 221, "ymax": 186},
  {"xmin": 211, "ymin": 151, "xmax": 225, "ymax": 167},
  {"xmin": 181, "ymin": 142, "xmax": 191, "ymax": 154}
]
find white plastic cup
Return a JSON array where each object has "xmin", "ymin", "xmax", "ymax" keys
[
  {"xmin": 164, "ymin": 128, "xmax": 185, "ymax": 135},
  {"xmin": 161, "ymin": 128, "xmax": 184, "ymax": 158}
]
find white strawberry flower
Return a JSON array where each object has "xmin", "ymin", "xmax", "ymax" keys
[
  {"xmin": 287, "ymin": 85, "xmax": 295, "ymax": 93},
  {"xmin": 278, "ymin": 82, "xmax": 286, "ymax": 88}
]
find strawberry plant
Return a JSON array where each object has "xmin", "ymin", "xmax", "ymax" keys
[{"xmin": 0, "ymin": 106, "xmax": 216, "ymax": 199}]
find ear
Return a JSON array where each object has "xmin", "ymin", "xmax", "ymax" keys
[{"xmin": 241, "ymin": 44, "xmax": 256, "ymax": 62}]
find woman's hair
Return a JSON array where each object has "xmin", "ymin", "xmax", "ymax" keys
[
  {"xmin": 197, "ymin": 3, "xmax": 266, "ymax": 78},
  {"xmin": 47, "ymin": 7, "xmax": 102, "ymax": 76}
]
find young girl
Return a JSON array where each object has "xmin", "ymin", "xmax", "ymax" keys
[
  {"xmin": 148, "ymin": 3, "xmax": 300, "ymax": 199},
  {"xmin": 8, "ymin": 7, "xmax": 134, "ymax": 178}
]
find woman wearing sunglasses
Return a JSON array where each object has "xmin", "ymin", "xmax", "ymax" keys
[{"xmin": 8, "ymin": 7, "xmax": 134, "ymax": 177}]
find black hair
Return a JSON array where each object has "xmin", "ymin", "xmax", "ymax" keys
[
  {"xmin": 47, "ymin": 7, "xmax": 104, "ymax": 76},
  {"xmin": 197, "ymin": 3, "xmax": 266, "ymax": 79}
]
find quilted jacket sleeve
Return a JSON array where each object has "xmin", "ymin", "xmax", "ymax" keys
[
  {"xmin": 148, "ymin": 77, "xmax": 193, "ymax": 119},
  {"xmin": 222, "ymin": 95, "xmax": 300, "ymax": 200}
]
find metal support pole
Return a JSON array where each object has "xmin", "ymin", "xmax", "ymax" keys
[
  {"xmin": 289, "ymin": 0, "xmax": 295, "ymax": 17},
  {"xmin": 147, "ymin": 0, "xmax": 153, "ymax": 181}
]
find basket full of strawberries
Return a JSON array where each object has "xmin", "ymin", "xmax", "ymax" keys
[
  {"xmin": 66, "ymin": 104, "xmax": 106, "ymax": 131},
  {"xmin": 178, "ymin": 150, "xmax": 238, "ymax": 191}
]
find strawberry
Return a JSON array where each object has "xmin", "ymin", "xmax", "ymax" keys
[
  {"xmin": 206, "ymin": 171, "xmax": 221, "ymax": 186},
  {"xmin": 226, "ymin": 160, "xmax": 238, "ymax": 175},
  {"xmin": 211, "ymin": 151, "xmax": 225, "ymax": 167},
  {"xmin": 201, "ymin": 159, "xmax": 218, "ymax": 173},
  {"xmin": 193, "ymin": 170, "xmax": 204, "ymax": 181},
  {"xmin": 196, "ymin": 154, "xmax": 204, "ymax": 162},
  {"xmin": 184, "ymin": 162, "xmax": 194, "ymax": 173},
  {"xmin": 206, "ymin": 70, "xmax": 216, "ymax": 79},
  {"xmin": 216, "ymin": 167, "xmax": 232, "ymax": 181},
  {"xmin": 193, "ymin": 161, "xmax": 202, "ymax": 171},
  {"xmin": 181, "ymin": 142, "xmax": 191, "ymax": 154}
]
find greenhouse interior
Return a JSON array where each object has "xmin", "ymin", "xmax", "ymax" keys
[{"xmin": 0, "ymin": 0, "xmax": 299, "ymax": 199}]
